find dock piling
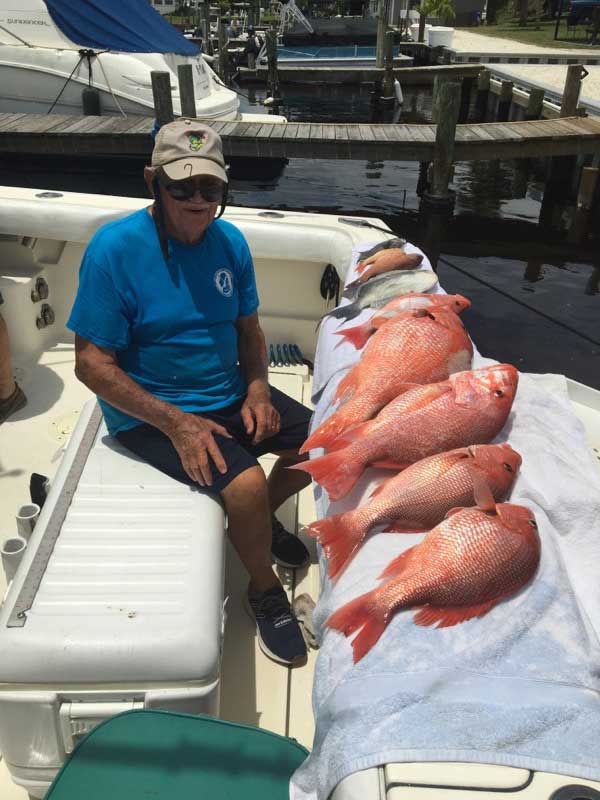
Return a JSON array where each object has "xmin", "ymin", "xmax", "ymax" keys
[
  {"xmin": 459, "ymin": 76, "xmax": 475, "ymax": 123},
  {"xmin": 420, "ymin": 80, "xmax": 461, "ymax": 269},
  {"xmin": 218, "ymin": 21, "xmax": 230, "ymax": 81},
  {"xmin": 177, "ymin": 64, "xmax": 196, "ymax": 118},
  {"xmin": 525, "ymin": 87, "xmax": 544, "ymax": 120},
  {"xmin": 203, "ymin": 1, "xmax": 213, "ymax": 56},
  {"xmin": 568, "ymin": 166, "xmax": 599, "ymax": 243},
  {"xmin": 382, "ymin": 30, "xmax": 395, "ymax": 100},
  {"xmin": 151, "ymin": 71, "xmax": 174, "ymax": 127},
  {"xmin": 266, "ymin": 29, "xmax": 280, "ymax": 101},
  {"xmin": 474, "ymin": 69, "xmax": 490, "ymax": 121},
  {"xmin": 376, "ymin": 0, "xmax": 391, "ymax": 69},
  {"xmin": 496, "ymin": 80, "xmax": 513, "ymax": 122},
  {"xmin": 561, "ymin": 65, "xmax": 587, "ymax": 118}
]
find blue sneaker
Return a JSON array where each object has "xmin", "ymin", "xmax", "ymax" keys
[{"xmin": 246, "ymin": 585, "xmax": 307, "ymax": 667}]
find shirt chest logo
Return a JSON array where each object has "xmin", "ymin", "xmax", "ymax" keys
[{"xmin": 214, "ymin": 268, "xmax": 234, "ymax": 298}]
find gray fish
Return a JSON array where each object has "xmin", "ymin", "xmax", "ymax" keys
[
  {"xmin": 359, "ymin": 237, "xmax": 406, "ymax": 262},
  {"xmin": 321, "ymin": 270, "xmax": 438, "ymax": 325}
]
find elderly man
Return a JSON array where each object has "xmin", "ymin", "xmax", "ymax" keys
[{"xmin": 67, "ymin": 120, "xmax": 311, "ymax": 667}]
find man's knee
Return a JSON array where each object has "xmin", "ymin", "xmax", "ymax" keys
[{"xmin": 221, "ymin": 465, "xmax": 268, "ymax": 508}]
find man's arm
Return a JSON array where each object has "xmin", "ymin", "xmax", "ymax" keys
[
  {"xmin": 74, "ymin": 335, "xmax": 231, "ymax": 486},
  {"xmin": 236, "ymin": 313, "xmax": 280, "ymax": 444}
]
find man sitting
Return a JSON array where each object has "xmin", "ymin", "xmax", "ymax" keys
[{"xmin": 68, "ymin": 120, "xmax": 311, "ymax": 667}]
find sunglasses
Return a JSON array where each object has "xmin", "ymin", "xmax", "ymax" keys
[{"xmin": 158, "ymin": 175, "xmax": 225, "ymax": 203}]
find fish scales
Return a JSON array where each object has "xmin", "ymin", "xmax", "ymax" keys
[
  {"xmin": 326, "ymin": 503, "xmax": 540, "ymax": 662},
  {"xmin": 301, "ymin": 309, "xmax": 473, "ymax": 454},
  {"xmin": 307, "ymin": 444, "xmax": 521, "ymax": 581},
  {"xmin": 296, "ymin": 365, "xmax": 519, "ymax": 500}
]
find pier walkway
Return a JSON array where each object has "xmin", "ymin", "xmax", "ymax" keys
[{"xmin": 0, "ymin": 112, "xmax": 599, "ymax": 162}]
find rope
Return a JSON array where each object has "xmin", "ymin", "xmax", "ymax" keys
[
  {"xmin": 47, "ymin": 52, "xmax": 86, "ymax": 114},
  {"xmin": 439, "ymin": 255, "xmax": 600, "ymax": 348},
  {"xmin": 96, "ymin": 54, "xmax": 128, "ymax": 118}
]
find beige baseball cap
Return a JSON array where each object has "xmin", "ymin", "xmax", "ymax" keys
[{"xmin": 151, "ymin": 119, "xmax": 227, "ymax": 183}]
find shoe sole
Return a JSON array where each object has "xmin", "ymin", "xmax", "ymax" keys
[
  {"xmin": 243, "ymin": 594, "xmax": 307, "ymax": 668},
  {"xmin": 0, "ymin": 388, "xmax": 26, "ymax": 425},
  {"xmin": 271, "ymin": 552, "xmax": 310, "ymax": 570}
]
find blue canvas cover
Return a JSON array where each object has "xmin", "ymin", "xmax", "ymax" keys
[{"xmin": 44, "ymin": 0, "xmax": 199, "ymax": 55}]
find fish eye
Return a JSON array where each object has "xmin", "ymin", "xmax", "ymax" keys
[
  {"xmin": 503, "ymin": 463, "xmax": 513, "ymax": 472},
  {"xmin": 529, "ymin": 519, "xmax": 538, "ymax": 528},
  {"xmin": 495, "ymin": 389, "xmax": 504, "ymax": 397}
]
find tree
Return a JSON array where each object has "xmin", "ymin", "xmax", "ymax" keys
[{"xmin": 419, "ymin": 0, "xmax": 455, "ymax": 23}]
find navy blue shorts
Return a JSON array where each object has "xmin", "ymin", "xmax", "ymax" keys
[{"xmin": 116, "ymin": 385, "xmax": 311, "ymax": 495}]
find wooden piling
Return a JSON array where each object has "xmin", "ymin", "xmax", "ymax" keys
[
  {"xmin": 561, "ymin": 64, "xmax": 586, "ymax": 118},
  {"xmin": 568, "ymin": 166, "xmax": 599, "ymax": 243},
  {"xmin": 525, "ymin": 87, "xmax": 544, "ymax": 120},
  {"xmin": 474, "ymin": 69, "xmax": 490, "ymax": 121},
  {"xmin": 382, "ymin": 30, "xmax": 395, "ymax": 98},
  {"xmin": 431, "ymin": 74, "xmax": 445, "ymax": 123},
  {"xmin": 177, "ymin": 64, "xmax": 196, "ymax": 118},
  {"xmin": 203, "ymin": 1, "xmax": 213, "ymax": 56},
  {"xmin": 151, "ymin": 71, "xmax": 174, "ymax": 127},
  {"xmin": 432, "ymin": 80, "xmax": 461, "ymax": 197},
  {"xmin": 459, "ymin": 76, "xmax": 474, "ymax": 123},
  {"xmin": 496, "ymin": 80, "xmax": 513, "ymax": 122},
  {"xmin": 266, "ymin": 29, "xmax": 280, "ymax": 100},
  {"xmin": 376, "ymin": 0, "xmax": 390, "ymax": 69},
  {"xmin": 218, "ymin": 21, "xmax": 230, "ymax": 81},
  {"xmin": 418, "ymin": 12, "xmax": 426, "ymax": 42}
]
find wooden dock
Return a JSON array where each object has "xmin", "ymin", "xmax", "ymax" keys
[
  {"xmin": 237, "ymin": 63, "xmax": 483, "ymax": 86},
  {"xmin": 0, "ymin": 112, "xmax": 599, "ymax": 162}
]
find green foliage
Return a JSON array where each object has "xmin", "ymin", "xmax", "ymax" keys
[{"xmin": 420, "ymin": 0, "xmax": 456, "ymax": 21}]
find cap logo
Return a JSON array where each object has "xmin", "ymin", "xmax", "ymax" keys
[{"xmin": 188, "ymin": 132, "xmax": 207, "ymax": 152}]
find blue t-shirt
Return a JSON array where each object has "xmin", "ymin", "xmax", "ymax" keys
[{"xmin": 67, "ymin": 208, "xmax": 259, "ymax": 435}]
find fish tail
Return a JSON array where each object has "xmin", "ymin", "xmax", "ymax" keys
[
  {"xmin": 289, "ymin": 447, "xmax": 365, "ymax": 501},
  {"xmin": 333, "ymin": 369, "xmax": 358, "ymax": 405},
  {"xmin": 326, "ymin": 591, "xmax": 388, "ymax": 663},
  {"xmin": 306, "ymin": 512, "xmax": 366, "ymax": 581},
  {"xmin": 320, "ymin": 302, "xmax": 360, "ymax": 325},
  {"xmin": 333, "ymin": 321, "xmax": 373, "ymax": 350},
  {"xmin": 299, "ymin": 405, "xmax": 358, "ymax": 453}
]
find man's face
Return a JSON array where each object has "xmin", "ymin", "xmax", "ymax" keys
[{"xmin": 144, "ymin": 167, "xmax": 224, "ymax": 246}]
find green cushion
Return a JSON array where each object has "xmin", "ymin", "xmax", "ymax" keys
[{"xmin": 47, "ymin": 709, "xmax": 309, "ymax": 800}]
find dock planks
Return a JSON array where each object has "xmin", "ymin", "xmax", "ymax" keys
[{"xmin": 0, "ymin": 113, "xmax": 599, "ymax": 162}]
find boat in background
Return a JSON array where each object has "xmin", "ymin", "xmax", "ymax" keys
[{"xmin": 0, "ymin": 0, "xmax": 273, "ymax": 121}]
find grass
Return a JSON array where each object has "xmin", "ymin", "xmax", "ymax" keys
[{"xmin": 458, "ymin": 19, "xmax": 600, "ymax": 49}]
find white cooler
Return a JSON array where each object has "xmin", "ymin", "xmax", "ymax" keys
[{"xmin": 0, "ymin": 399, "xmax": 226, "ymax": 798}]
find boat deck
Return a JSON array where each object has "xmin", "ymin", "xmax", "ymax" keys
[{"xmin": 0, "ymin": 346, "xmax": 319, "ymax": 799}]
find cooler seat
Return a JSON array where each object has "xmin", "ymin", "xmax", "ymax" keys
[{"xmin": 0, "ymin": 399, "xmax": 227, "ymax": 797}]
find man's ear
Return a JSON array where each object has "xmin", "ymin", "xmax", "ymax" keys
[{"xmin": 144, "ymin": 167, "xmax": 155, "ymax": 197}]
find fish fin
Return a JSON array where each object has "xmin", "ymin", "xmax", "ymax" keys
[
  {"xmin": 413, "ymin": 600, "xmax": 496, "ymax": 629},
  {"xmin": 379, "ymin": 545, "xmax": 419, "ymax": 580},
  {"xmin": 306, "ymin": 514, "xmax": 366, "ymax": 582},
  {"xmin": 321, "ymin": 303, "xmax": 361, "ymax": 325},
  {"xmin": 326, "ymin": 592, "xmax": 388, "ymax": 663},
  {"xmin": 383, "ymin": 521, "xmax": 427, "ymax": 534},
  {"xmin": 444, "ymin": 506, "xmax": 467, "ymax": 519},
  {"xmin": 371, "ymin": 460, "xmax": 408, "ymax": 471},
  {"xmin": 368, "ymin": 478, "xmax": 392, "ymax": 498},
  {"xmin": 333, "ymin": 368, "xmax": 359, "ymax": 405},
  {"xmin": 333, "ymin": 321, "xmax": 373, "ymax": 350},
  {"xmin": 325, "ymin": 421, "xmax": 372, "ymax": 452},
  {"xmin": 289, "ymin": 448, "xmax": 365, "ymax": 501},
  {"xmin": 465, "ymin": 464, "xmax": 497, "ymax": 512},
  {"xmin": 300, "ymin": 408, "xmax": 358, "ymax": 453}
]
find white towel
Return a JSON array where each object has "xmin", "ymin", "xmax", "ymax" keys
[{"xmin": 291, "ymin": 248, "xmax": 600, "ymax": 800}]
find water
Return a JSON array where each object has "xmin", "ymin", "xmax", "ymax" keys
[
  {"xmin": 277, "ymin": 45, "xmax": 402, "ymax": 59},
  {"xmin": 1, "ymin": 82, "xmax": 598, "ymax": 387}
]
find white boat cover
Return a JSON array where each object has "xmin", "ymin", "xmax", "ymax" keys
[{"xmin": 291, "ymin": 243, "xmax": 600, "ymax": 800}]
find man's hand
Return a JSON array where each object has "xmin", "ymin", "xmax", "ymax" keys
[
  {"xmin": 167, "ymin": 412, "xmax": 232, "ymax": 487},
  {"xmin": 241, "ymin": 385, "xmax": 280, "ymax": 445},
  {"xmin": 352, "ymin": 249, "xmax": 423, "ymax": 285}
]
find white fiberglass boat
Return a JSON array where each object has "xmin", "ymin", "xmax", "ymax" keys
[
  {"xmin": 0, "ymin": 0, "xmax": 253, "ymax": 120},
  {"xmin": 0, "ymin": 187, "xmax": 599, "ymax": 799}
]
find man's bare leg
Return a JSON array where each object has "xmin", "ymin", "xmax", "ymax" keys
[
  {"xmin": 221, "ymin": 465, "xmax": 280, "ymax": 593},
  {"xmin": 0, "ymin": 314, "xmax": 16, "ymax": 400},
  {"xmin": 267, "ymin": 449, "xmax": 311, "ymax": 514}
]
